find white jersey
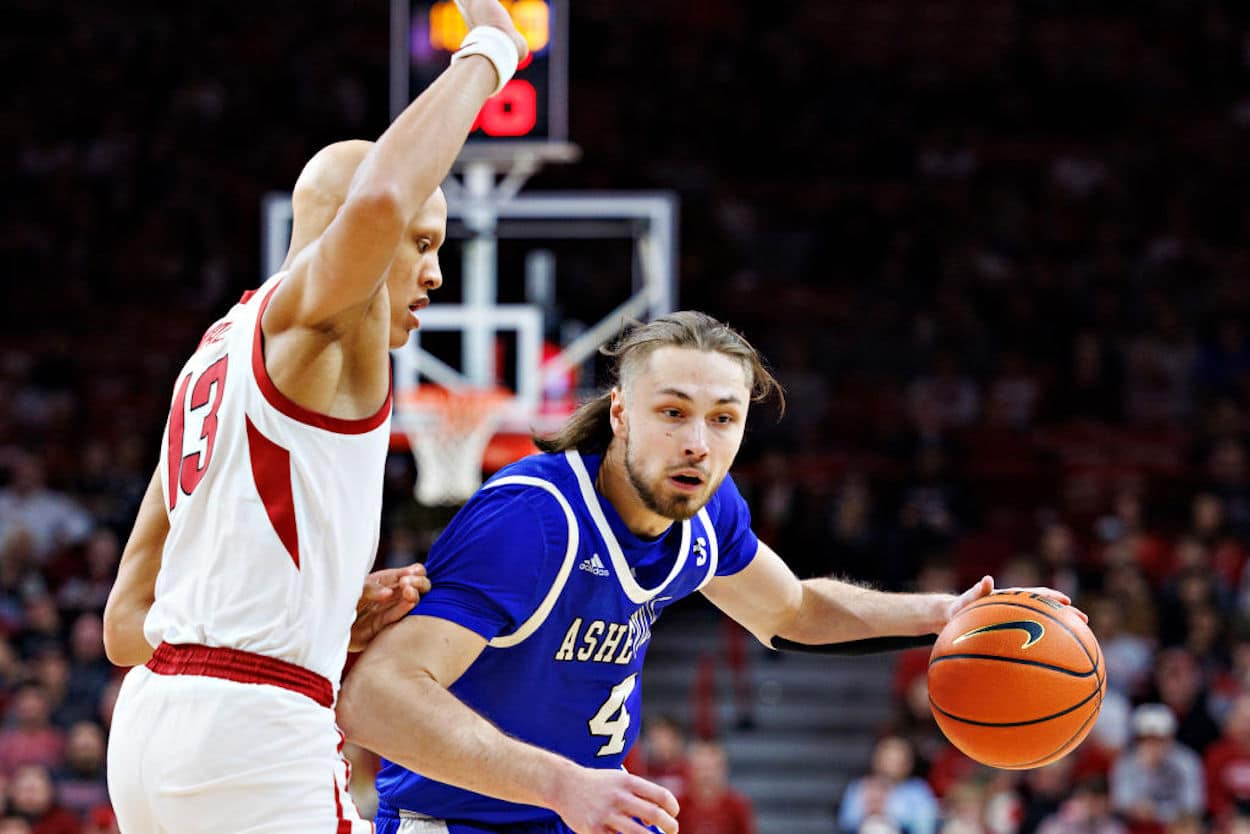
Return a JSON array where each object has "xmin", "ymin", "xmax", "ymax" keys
[{"xmin": 144, "ymin": 276, "xmax": 392, "ymax": 687}]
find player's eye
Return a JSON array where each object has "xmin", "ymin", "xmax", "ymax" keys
[
  {"xmin": 661, "ymin": 408, "xmax": 683, "ymax": 419},
  {"xmin": 416, "ymin": 239, "xmax": 431, "ymax": 253}
]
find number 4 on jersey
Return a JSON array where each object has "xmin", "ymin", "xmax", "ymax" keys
[
  {"xmin": 588, "ymin": 673, "xmax": 637, "ymax": 756},
  {"xmin": 167, "ymin": 356, "xmax": 229, "ymax": 510}
]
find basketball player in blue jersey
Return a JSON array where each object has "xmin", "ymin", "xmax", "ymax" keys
[{"xmin": 337, "ymin": 312, "xmax": 1082, "ymax": 834}]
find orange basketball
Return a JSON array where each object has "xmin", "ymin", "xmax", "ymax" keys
[{"xmin": 927, "ymin": 590, "xmax": 1105, "ymax": 770}]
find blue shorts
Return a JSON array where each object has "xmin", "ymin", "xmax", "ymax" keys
[{"xmin": 374, "ymin": 803, "xmax": 661, "ymax": 834}]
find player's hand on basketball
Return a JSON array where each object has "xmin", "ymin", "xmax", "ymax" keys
[
  {"xmin": 455, "ymin": 0, "xmax": 529, "ymax": 61},
  {"xmin": 553, "ymin": 768, "xmax": 679, "ymax": 834},
  {"xmin": 948, "ymin": 575, "xmax": 1088, "ymax": 624},
  {"xmin": 349, "ymin": 564, "xmax": 431, "ymax": 651}
]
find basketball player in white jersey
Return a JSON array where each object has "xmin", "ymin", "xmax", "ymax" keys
[{"xmin": 102, "ymin": 3, "xmax": 529, "ymax": 832}]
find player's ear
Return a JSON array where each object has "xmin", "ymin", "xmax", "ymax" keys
[{"xmin": 609, "ymin": 387, "xmax": 627, "ymax": 439}]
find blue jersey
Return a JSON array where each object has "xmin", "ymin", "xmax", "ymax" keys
[{"xmin": 375, "ymin": 450, "xmax": 759, "ymax": 825}]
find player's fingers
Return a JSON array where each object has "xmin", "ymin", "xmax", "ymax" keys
[
  {"xmin": 626, "ymin": 776, "xmax": 679, "ymax": 819},
  {"xmin": 605, "ymin": 813, "xmax": 663, "ymax": 834},
  {"xmin": 379, "ymin": 601, "xmax": 417, "ymax": 628},
  {"xmin": 360, "ymin": 583, "xmax": 395, "ymax": 603},
  {"xmin": 617, "ymin": 794, "xmax": 679, "ymax": 834},
  {"xmin": 1008, "ymin": 586, "xmax": 1073, "ymax": 606},
  {"xmin": 397, "ymin": 574, "xmax": 431, "ymax": 602}
]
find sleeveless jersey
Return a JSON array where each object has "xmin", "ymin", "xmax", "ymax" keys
[
  {"xmin": 143, "ymin": 277, "xmax": 393, "ymax": 686},
  {"xmin": 376, "ymin": 450, "xmax": 759, "ymax": 824}
]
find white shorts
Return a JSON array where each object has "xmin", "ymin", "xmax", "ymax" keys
[{"xmin": 107, "ymin": 645, "xmax": 372, "ymax": 834}]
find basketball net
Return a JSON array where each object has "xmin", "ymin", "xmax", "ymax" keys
[{"xmin": 397, "ymin": 385, "xmax": 514, "ymax": 506}]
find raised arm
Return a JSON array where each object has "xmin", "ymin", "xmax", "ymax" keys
[
  {"xmin": 338, "ymin": 616, "xmax": 679, "ymax": 834},
  {"xmin": 103, "ymin": 468, "xmax": 167, "ymax": 667},
  {"xmin": 270, "ymin": 1, "xmax": 528, "ymax": 329}
]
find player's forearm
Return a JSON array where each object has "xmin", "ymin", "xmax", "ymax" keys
[
  {"xmin": 776, "ymin": 578, "xmax": 952, "ymax": 644},
  {"xmin": 337, "ymin": 666, "xmax": 579, "ymax": 811},
  {"xmin": 349, "ymin": 59, "xmax": 496, "ymax": 221},
  {"xmin": 104, "ymin": 469, "xmax": 166, "ymax": 667},
  {"xmin": 102, "ymin": 597, "xmax": 156, "ymax": 667}
]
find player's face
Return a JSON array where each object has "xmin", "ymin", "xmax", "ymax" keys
[
  {"xmin": 386, "ymin": 188, "xmax": 447, "ymax": 349},
  {"xmin": 615, "ymin": 347, "xmax": 750, "ymax": 521}
]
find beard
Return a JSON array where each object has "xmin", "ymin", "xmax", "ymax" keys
[{"xmin": 624, "ymin": 437, "xmax": 710, "ymax": 521}]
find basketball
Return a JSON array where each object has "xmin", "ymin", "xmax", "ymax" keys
[{"xmin": 927, "ymin": 590, "xmax": 1105, "ymax": 770}]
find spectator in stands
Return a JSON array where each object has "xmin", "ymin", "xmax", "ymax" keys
[
  {"xmin": 1017, "ymin": 756, "xmax": 1077, "ymax": 834},
  {"xmin": 1187, "ymin": 492, "xmax": 1247, "ymax": 589},
  {"xmin": 852, "ymin": 777, "xmax": 902, "ymax": 834},
  {"xmin": 0, "ymin": 686, "xmax": 64, "ymax": 777},
  {"xmin": 1110, "ymin": 703, "xmax": 1205, "ymax": 833},
  {"xmin": 1205, "ymin": 692, "xmax": 1250, "ymax": 824},
  {"xmin": 675, "ymin": 740, "xmax": 756, "ymax": 834},
  {"xmin": 54, "ymin": 529, "xmax": 117, "ymax": 617},
  {"xmin": 838, "ymin": 735, "xmax": 939, "ymax": 834},
  {"xmin": 60, "ymin": 615, "xmax": 108, "ymax": 729},
  {"xmin": 13, "ymin": 597, "xmax": 61, "ymax": 662},
  {"xmin": 1045, "ymin": 330, "xmax": 1125, "ymax": 424},
  {"xmin": 50, "ymin": 722, "xmax": 107, "ymax": 820},
  {"xmin": 624, "ymin": 714, "xmax": 690, "ymax": 799},
  {"xmin": 0, "ymin": 455, "xmax": 91, "ymax": 566},
  {"xmin": 93, "ymin": 681, "xmax": 118, "ymax": 735},
  {"xmin": 1149, "ymin": 648, "xmax": 1222, "ymax": 756},
  {"xmin": 1035, "ymin": 520, "xmax": 1085, "ymax": 601},
  {"xmin": 28, "ymin": 650, "xmax": 71, "ymax": 729},
  {"xmin": 983, "ymin": 349, "xmax": 1042, "ymax": 430},
  {"xmin": 79, "ymin": 806, "xmax": 116, "ymax": 834},
  {"xmin": 1036, "ymin": 775, "xmax": 1125, "ymax": 834},
  {"xmin": 6, "ymin": 765, "xmax": 79, "ymax": 834},
  {"xmin": 1205, "ymin": 439, "xmax": 1250, "ymax": 541},
  {"xmin": 906, "ymin": 351, "xmax": 980, "ymax": 432},
  {"xmin": 1103, "ymin": 563, "xmax": 1161, "ymax": 657},
  {"xmin": 1087, "ymin": 594, "xmax": 1155, "ymax": 699},
  {"xmin": 0, "ymin": 531, "xmax": 43, "ymax": 636}
]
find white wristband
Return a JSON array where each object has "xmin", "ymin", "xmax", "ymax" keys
[{"xmin": 450, "ymin": 26, "xmax": 520, "ymax": 97}]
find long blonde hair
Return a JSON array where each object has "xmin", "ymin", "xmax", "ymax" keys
[{"xmin": 534, "ymin": 311, "xmax": 784, "ymax": 454}]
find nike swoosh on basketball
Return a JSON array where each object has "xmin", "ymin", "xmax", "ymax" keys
[{"xmin": 952, "ymin": 620, "xmax": 1045, "ymax": 649}]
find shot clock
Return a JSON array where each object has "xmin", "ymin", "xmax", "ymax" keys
[{"xmin": 393, "ymin": 0, "xmax": 569, "ymax": 145}]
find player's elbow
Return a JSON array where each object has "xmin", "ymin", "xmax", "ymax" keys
[
  {"xmin": 342, "ymin": 186, "xmax": 407, "ymax": 240},
  {"xmin": 102, "ymin": 613, "xmax": 150, "ymax": 668},
  {"xmin": 337, "ymin": 665, "xmax": 387, "ymax": 747},
  {"xmin": 339, "ymin": 656, "xmax": 440, "ymax": 748}
]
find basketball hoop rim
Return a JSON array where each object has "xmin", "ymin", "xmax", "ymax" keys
[
  {"xmin": 396, "ymin": 384, "xmax": 515, "ymax": 418},
  {"xmin": 455, "ymin": 141, "xmax": 581, "ymax": 168}
]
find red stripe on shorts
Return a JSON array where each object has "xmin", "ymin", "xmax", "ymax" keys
[{"xmin": 145, "ymin": 642, "xmax": 333, "ymax": 708}]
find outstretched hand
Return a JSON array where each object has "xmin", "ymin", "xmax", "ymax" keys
[
  {"xmin": 454, "ymin": 0, "xmax": 530, "ymax": 61},
  {"xmin": 946, "ymin": 575, "xmax": 1088, "ymax": 624},
  {"xmin": 349, "ymin": 563, "xmax": 431, "ymax": 652}
]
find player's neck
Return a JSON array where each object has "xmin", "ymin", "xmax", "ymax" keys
[{"xmin": 596, "ymin": 446, "xmax": 674, "ymax": 539}]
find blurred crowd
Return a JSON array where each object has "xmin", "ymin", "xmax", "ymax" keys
[{"xmin": 7, "ymin": 0, "xmax": 1250, "ymax": 832}]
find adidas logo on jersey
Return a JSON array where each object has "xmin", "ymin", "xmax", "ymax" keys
[{"xmin": 579, "ymin": 553, "xmax": 610, "ymax": 577}]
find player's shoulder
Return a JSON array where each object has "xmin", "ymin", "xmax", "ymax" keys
[
  {"xmin": 709, "ymin": 469, "xmax": 746, "ymax": 505},
  {"xmin": 486, "ymin": 449, "xmax": 578, "ymax": 485}
]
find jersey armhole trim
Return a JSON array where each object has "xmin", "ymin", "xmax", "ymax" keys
[
  {"xmin": 485, "ymin": 476, "xmax": 580, "ymax": 649},
  {"xmin": 251, "ymin": 282, "xmax": 392, "ymax": 434},
  {"xmin": 695, "ymin": 506, "xmax": 719, "ymax": 590}
]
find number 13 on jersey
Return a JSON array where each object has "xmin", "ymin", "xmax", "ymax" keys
[{"xmin": 167, "ymin": 356, "xmax": 229, "ymax": 510}]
